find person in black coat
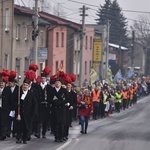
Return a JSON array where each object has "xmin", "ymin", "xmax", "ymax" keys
[
  {"xmin": 38, "ymin": 71, "xmax": 52, "ymax": 138},
  {"xmin": 50, "ymin": 78, "xmax": 69, "ymax": 142},
  {"xmin": 8, "ymin": 78, "xmax": 19, "ymax": 138},
  {"xmin": 16, "ymin": 78, "xmax": 37, "ymax": 144},
  {"xmin": 0, "ymin": 77, "xmax": 11, "ymax": 140}
]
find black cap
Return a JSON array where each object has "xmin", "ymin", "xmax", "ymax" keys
[
  {"xmin": 41, "ymin": 72, "xmax": 47, "ymax": 77},
  {"xmin": 23, "ymin": 78, "xmax": 31, "ymax": 85},
  {"xmin": 54, "ymin": 77, "xmax": 62, "ymax": 83}
]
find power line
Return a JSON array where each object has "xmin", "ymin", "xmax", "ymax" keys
[{"xmin": 68, "ymin": 0, "xmax": 150, "ymax": 14}]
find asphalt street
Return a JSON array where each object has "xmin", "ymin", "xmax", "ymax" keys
[{"xmin": 0, "ymin": 96, "xmax": 150, "ymax": 150}]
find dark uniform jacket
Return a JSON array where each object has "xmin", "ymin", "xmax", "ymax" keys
[
  {"xmin": 18, "ymin": 89, "xmax": 37, "ymax": 130},
  {"xmin": 0, "ymin": 86, "xmax": 11, "ymax": 136},
  {"xmin": 50, "ymin": 87, "xmax": 69, "ymax": 124},
  {"xmin": 38, "ymin": 83, "xmax": 52, "ymax": 121}
]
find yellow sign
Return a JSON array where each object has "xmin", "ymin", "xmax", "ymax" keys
[{"xmin": 93, "ymin": 39, "xmax": 102, "ymax": 64}]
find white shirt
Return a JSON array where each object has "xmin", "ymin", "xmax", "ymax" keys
[
  {"xmin": 55, "ymin": 87, "xmax": 61, "ymax": 92},
  {"xmin": 10, "ymin": 86, "xmax": 16, "ymax": 93},
  {"xmin": 0, "ymin": 88, "xmax": 4, "ymax": 94},
  {"xmin": 21, "ymin": 90, "xmax": 28, "ymax": 100},
  {"xmin": 40, "ymin": 82, "xmax": 47, "ymax": 90}
]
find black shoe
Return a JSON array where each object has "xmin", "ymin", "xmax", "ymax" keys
[
  {"xmin": 6, "ymin": 133, "xmax": 10, "ymax": 137},
  {"xmin": 42, "ymin": 135, "xmax": 46, "ymax": 138},
  {"xmin": 16, "ymin": 139, "xmax": 22, "ymax": 144},
  {"xmin": 59, "ymin": 139, "xmax": 63, "ymax": 142},
  {"xmin": 69, "ymin": 125, "xmax": 72, "ymax": 127},
  {"xmin": 0, "ymin": 136, "xmax": 6, "ymax": 140},
  {"xmin": 80, "ymin": 131, "xmax": 84, "ymax": 134},
  {"xmin": 27, "ymin": 137, "xmax": 31, "ymax": 141},
  {"xmin": 34, "ymin": 133, "xmax": 40, "ymax": 138},
  {"xmin": 85, "ymin": 131, "xmax": 87, "ymax": 134},
  {"xmin": 23, "ymin": 141, "xmax": 27, "ymax": 144},
  {"xmin": 12, "ymin": 134, "xmax": 16, "ymax": 137},
  {"xmin": 54, "ymin": 139, "xmax": 59, "ymax": 142}
]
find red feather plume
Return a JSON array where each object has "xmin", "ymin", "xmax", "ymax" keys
[
  {"xmin": 36, "ymin": 76, "xmax": 41, "ymax": 84},
  {"xmin": 24, "ymin": 70, "xmax": 36, "ymax": 82},
  {"xmin": 29, "ymin": 64, "xmax": 38, "ymax": 72},
  {"xmin": 9, "ymin": 71, "xmax": 17, "ymax": 80},
  {"xmin": 70, "ymin": 74, "xmax": 76, "ymax": 82},
  {"xmin": 2, "ymin": 69, "xmax": 10, "ymax": 77},
  {"xmin": 43, "ymin": 66, "xmax": 51, "ymax": 76}
]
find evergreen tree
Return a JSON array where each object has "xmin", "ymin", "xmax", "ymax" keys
[
  {"xmin": 96, "ymin": 0, "xmax": 111, "ymax": 25},
  {"xmin": 96, "ymin": 0, "xmax": 128, "ymax": 46}
]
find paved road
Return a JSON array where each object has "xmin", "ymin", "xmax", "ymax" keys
[{"xmin": 0, "ymin": 96, "xmax": 150, "ymax": 150}]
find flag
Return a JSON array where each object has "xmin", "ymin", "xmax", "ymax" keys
[
  {"xmin": 127, "ymin": 67, "xmax": 134, "ymax": 78},
  {"xmin": 113, "ymin": 70, "xmax": 124, "ymax": 83},
  {"xmin": 90, "ymin": 68, "xmax": 99, "ymax": 86},
  {"xmin": 106, "ymin": 66, "xmax": 113, "ymax": 85}
]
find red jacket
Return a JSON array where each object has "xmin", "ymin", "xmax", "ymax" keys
[{"xmin": 78, "ymin": 95, "xmax": 93, "ymax": 117}]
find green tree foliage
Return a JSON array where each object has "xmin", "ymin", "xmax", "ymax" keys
[{"xmin": 96, "ymin": 0, "xmax": 128, "ymax": 46}]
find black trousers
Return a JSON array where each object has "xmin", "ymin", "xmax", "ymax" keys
[
  {"xmin": 93, "ymin": 102, "xmax": 99, "ymax": 119},
  {"xmin": 64, "ymin": 125, "xmax": 69, "ymax": 138},
  {"xmin": 16, "ymin": 116, "xmax": 28, "ymax": 141},
  {"xmin": 122, "ymin": 99, "xmax": 127, "ymax": 110},
  {"xmin": 53, "ymin": 123, "xmax": 64, "ymax": 140}
]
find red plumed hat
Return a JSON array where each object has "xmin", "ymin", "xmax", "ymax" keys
[
  {"xmin": 1, "ymin": 69, "xmax": 10, "ymax": 77},
  {"xmin": 36, "ymin": 76, "xmax": 41, "ymax": 84},
  {"xmin": 70, "ymin": 74, "xmax": 76, "ymax": 82},
  {"xmin": 41, "ymin": 66, "xmax": 51, "ymax": 77},
  {"xmin": 0, "ymin": 69, "xmax": 10, "ymax": 83},
  {"xmin": 9, "ymin": 71, "xmax": 17, "ymax": 82},
  {"xmin": 24, "ymin": 70, "xmax": 36, "ymax": 84},
  {"xmin": 29, "ymin": 64, "xmax": 38, "ymax": 72}
]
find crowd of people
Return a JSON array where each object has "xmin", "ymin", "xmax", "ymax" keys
[{"xmin": 0, "ymin": 64, "xmax": 150, "ymax": 145}]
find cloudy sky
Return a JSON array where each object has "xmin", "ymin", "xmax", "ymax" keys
[{"xmin": 15, "ymin": 0, "xmax": 150, "ymax": 27}]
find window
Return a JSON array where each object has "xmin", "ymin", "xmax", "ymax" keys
[
  {"xmin": 56, "ymin": 61, "xmax": 58, "ymax": 73},
  {"xmin": 85, "ymin": 61, "xmax": 87, "ymax": 75},
  {"xmin": 56, "ymin": 32, "xmax": 59, "ymax": 47},
  {"xmin": 24, "ymin": 26, "xmax": 28, "ymax": 41},
  {"xmin": 4, "ymin": 54, "xmax": 9, "ymax": 69},
  {"xmin": 89, "ymin": 61, "xmax": 92, "ymax": 73},
  {"xmin": 16, "ymin": 58, "xmax": 21, "ymax": 75},
  {"xmin": 61, "ymin": 32, "xmax": 64, "ymax": 47},
  {"xmin": 24, "ymin": 57, "xmax": 29, "ymax": 70},
  {"xmin": 90, "ymin": 36, "xmax": 93, "ymax": 49},
  {"xmin": 16, "ymin": 24, "xmax": 21, "ymax": 40},
  {"xmin": 40, "ymin": 31, "xmax": 44, "ymax": 46},
  {"xmin": 5, "ymin": 8, "xmax": 10, "ymax": 31},
  {"xmin": 85, "ymin": 36, "xmax": 88, "ymax": 49}
]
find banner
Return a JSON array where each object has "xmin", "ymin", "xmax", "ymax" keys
[{"xmin": 93, "ymin": 39, "xmax": 102, "ymax": 67}]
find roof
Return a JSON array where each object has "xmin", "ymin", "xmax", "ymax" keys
[
  {"xmin": 109, "ymin": 43, "xmax": 128, "ymax": 50},
  {"xmin": 14, "ymin": 5, "xmax": 34, "ymax": 16},
  {"xmin": 39, "ymin": 11, "xmax": 81, "ymax": 31}
]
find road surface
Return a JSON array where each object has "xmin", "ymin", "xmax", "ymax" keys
[{"xmin": 0, "ymin": 96, "xmax": 150, "ymax": 150}]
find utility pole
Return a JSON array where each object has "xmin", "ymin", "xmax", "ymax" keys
[
  {"xmin": 131, "ymin": 30, "xmax": 135, "ymax": 67},
  {"xmin": 105, "ymin": 20, "xmax": 110, "ymax": 79},
  {"xmin": 79, "ymin": 5, "xmax": 88, "ymax": 87},
  {"xmin": 33, "ymin": 0, "xmax": 39, "ymax": 65}
]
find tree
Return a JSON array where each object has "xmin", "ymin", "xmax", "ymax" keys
[
  {"xmin": 133, "ymin": 14, "xmax": 150, "ymax": 47},
  {"xmin": 132, "ymin": 14, "xmax": 150, "ymax": 75},
  {"xmin": 96, "ymin": 0, "xmax": 128, "ymax": 46},
  {"xmin": 96, "ymin": 0, "xmax": 111, "ymax": 25}
]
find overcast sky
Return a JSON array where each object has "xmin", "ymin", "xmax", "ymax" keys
[{"xmin": 15, "ymin": 0, "xmax": 150, "ymax": 27}]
